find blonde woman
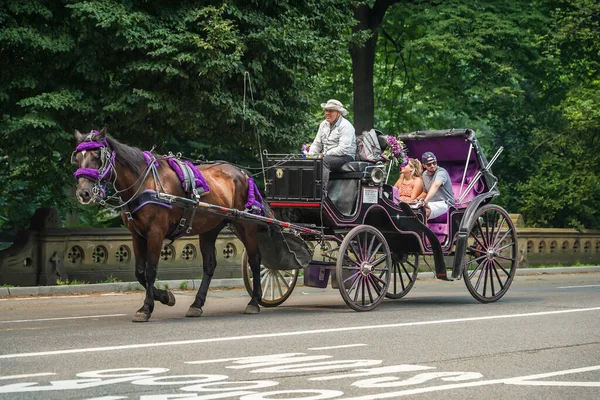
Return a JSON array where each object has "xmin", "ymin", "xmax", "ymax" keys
[{"xmin": 393, "ymin": 158, "xmax": 424, "ymax": 203}]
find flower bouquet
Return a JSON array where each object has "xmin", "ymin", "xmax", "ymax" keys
[{"xmin": 381, "ymin": 135, "xmax": 409, "ymax": 167}]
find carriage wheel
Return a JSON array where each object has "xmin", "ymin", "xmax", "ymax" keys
[
  {"xmin": 385, "ymin": 253, "xmax": 419, "ymax": 299},
  {"xmin": 241, "ymin": 249, "xmax": 298, "ymax": 307},
  {"xmin": 336, "ymin": 225, "xmax": 391, "ymax": 311},
  {"xmin": 463, "ymin": 204, "xmax": 518, "ymax": 303}
]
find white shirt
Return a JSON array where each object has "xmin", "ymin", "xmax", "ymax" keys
[{"xmin": 308, "ymin": 116, "xmax": 356, "ymax": 158}]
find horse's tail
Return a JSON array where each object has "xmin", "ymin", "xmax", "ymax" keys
[
  {"xmin": 260, "ymin": 190, "xmax": 275, "ymax": 219},
  {"xmin": 245, "ymin": 176, "xmax": 274, "ymax": 218}
]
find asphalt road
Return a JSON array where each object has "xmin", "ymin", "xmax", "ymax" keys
[{"xmin": 0, "ymin": 272, "xmax": 599, "ymax": 399}]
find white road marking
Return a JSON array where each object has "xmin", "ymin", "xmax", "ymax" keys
[
  {"xmin": 83, "ymin": 397, "xmax": 127, "ymax": 400},
  {"xmin": 0, "ymin": 295, "xmax": 90, "ymax": 301},
  {"xmin": 341, "ymin": 365, "xmax": 600, "ymax": 399},
  {"xmin": 0, "ymin": 314, "xmax": 126, "ymax": 324},
  {"xmin": 557, "ymin": 284, "xmax": 600, "ymax": 289},
  {"xmin": 1, "ymin": 306, "xmax": 599, "ymax": 359},
  {"xmin": 308, "ymin": 344, "xmax": 367, "ymax": 350},
  {"xmin": 0, "ymin": 373, "xmax": 56, "ymax": 381}
]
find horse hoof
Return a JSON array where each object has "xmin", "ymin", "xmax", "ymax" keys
[
  {"xmin": 244, "ymin": 304, "xmax": 260, "ymax": 314},
  {"xmin": 186, "ymin": 307, "xmax": 203, "ymax": 318},
  {"xmin": 132, "ymin": 312, "xmax": 150, "ymax": 323},
  {"xmin": 165, "ymin": 291, "xmax": 176, "ymax": 307}
]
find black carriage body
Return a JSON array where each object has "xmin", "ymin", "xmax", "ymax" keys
[
  {"xmin": 265, "ymin": 128, "xmax": 507, "ymax": 280},
  {"xmin": 247, "ymin": 128, "xmax": 517, "ymax": 308},
  {"xmin": 265, "ymin": 157, "xmax": 324, "ymax": 202}
]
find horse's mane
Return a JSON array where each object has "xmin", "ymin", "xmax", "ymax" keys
[{"xmin": 105, "ymin": 135, "xmax": 148, "ymax": 177}]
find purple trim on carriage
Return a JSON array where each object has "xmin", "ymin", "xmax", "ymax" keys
[
  {"xmin": 245, "ymin": 177, "xmax": 265, "ymax": 215},
  {"xmin": 167, "ymin": 159, "xmax": 210, "ymax": 194},
  {"xmin": 142, "ymin": 151, "xmax": 159, "ymax": 167}
]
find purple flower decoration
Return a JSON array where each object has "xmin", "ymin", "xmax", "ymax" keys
[
  {"xmin": 301, "ymin": 143, "xmax": 310, "ymax": 153},
  {"xmin": 383, "ymin": 135, "xmax": 408, "ymax": 166}
]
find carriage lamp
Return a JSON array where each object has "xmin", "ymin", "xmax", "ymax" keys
[{"xmin": 370, "ymin": 166, "xmax": 385, "ymax": 184}]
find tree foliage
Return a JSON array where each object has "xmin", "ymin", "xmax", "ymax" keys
[
  {"xmin": 1, "ymin": 0, "xmax": 598, "ymax": 232},
  {"xmin": 0, "ymin": 0, "xmax": 355, "ymax": 231}
]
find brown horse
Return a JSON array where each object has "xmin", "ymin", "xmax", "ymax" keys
[{"xmin": 72, "ymin": 128, "xmax": 266, "ymax": 322}]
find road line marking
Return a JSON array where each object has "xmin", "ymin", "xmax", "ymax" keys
[
  {"xmin": 308, "ymin": 344, "xmax": 368, "ymax": 350},
  {"xmin": 557, "ymin": 284, "xmax": 600, "ymax": 289},
  {"xmin": 0, "ymin": 295, "xmax": 90, "ymax": 301},
  {"xmin": 1, "ymin": 307, "xmax": 599, "ymax": 359},
  {"xmin": 0, "ymin": 373, "xmax": 56, "ymax": 381},
  {"xmin": 0, "ymin": 314, "xmax": 126, "ymax": 324},
  {"xmin": 342, "ymin": 365, "xmax": 600, "ymax": 398}
]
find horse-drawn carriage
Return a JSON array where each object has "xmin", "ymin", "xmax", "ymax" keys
[
  {"xmin": 242, "ymin": 128, "xmax": 518, "ymax": 311},
  {"xmin": 72, "ymin": 127, "xmax": 517, "ymax": 321}
]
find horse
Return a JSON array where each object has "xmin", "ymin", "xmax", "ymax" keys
[{"xmin": 72, "ymin": 128, "xmax": 267, "ymax": 322}]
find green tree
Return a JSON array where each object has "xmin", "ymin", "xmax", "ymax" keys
[{"xmin": 0, "ymin": 0, "xmax": 355, "ymax": 232}]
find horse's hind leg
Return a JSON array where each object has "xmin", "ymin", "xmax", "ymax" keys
[
  {"xmin": 186, "ymin": 225, "xmax": 224, "ymax": 317},
  {"xmin": 234, "ymin": 223, "xmax": 262, "ymax": 314},
  {"xmin": 131, "ymin": 233, "xmax": 175, "ymax": 322}
]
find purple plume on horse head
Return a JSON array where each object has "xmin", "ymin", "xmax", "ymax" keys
[{"xmin": 74, "ymin": 127, "xmax": 107, "ymax": 143}]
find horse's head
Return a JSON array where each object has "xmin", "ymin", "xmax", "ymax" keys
[{"xmin": 72, "ymin": 127, "xmax": 115, "ymax": 204}]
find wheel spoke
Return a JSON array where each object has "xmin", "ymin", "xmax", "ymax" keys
[
  {"xmin": 365, "ymin": 277, "xmax": 375, "ymax": 305},
  {"xmin": 494, "ymin": 254, "xmax": 516, "ymax": 262},
  {"xmin": 344, "ymin": 253, "xmax": 362, "ymax": 268},
  {"xmin": 368, "ymin": 242, "xmax": 384, "ymax": 263},
  {"xmin": 370, "ymin": 273, "xmax": 387, "ymax": 291},
  {"xmin": 371, "ymin": 254, "xmax": 388, "ymax": 268},
  {"xmin": 349, "ymin": 240, "xmax": 363, "ymax": 263},
  {"xmin": 466, "ymin": 254, "xmax": 487, "ymax": 266},
  {"xmin": 469, "ymin": 231, "xmax": 487, "ymax": 252},
  {"xmin": 491, "ymin": 215, "xmax": 507, "ymax": 245},
  {"xmin": 367, "ymin": 234, "xmax": 377, "ymax": 261},
  {"xmin": 490, "ymin": 259, "xmax": 506, "ymax": 290},
  {"xmin": 476, "ymin": 218, "xmax": 488, "ymax": 248},
  {"xmin": 495, "ymin": 238, "xmax": 515, "ymax": 253},
  {"xmin": 492, "ymin": 257, "xmax": 511, "ymax": 277},
  {"xmin": 344, "ymin": 270, "xmax": 360, "ymax": 292},
  {"xmin": 469, "ymin": 258, "xmax": 486, "ymax": 281}
]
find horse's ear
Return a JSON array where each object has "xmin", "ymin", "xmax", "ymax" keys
[
  {"xmin": 98, "ymin": 127, "xmax": 107, "ymax": 139},
  {"xmin": 74, "ymin": 130, "xmax": 85, "ymax": 143}
]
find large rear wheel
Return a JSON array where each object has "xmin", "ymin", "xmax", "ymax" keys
[
  {"xmin": 385, "ymin": 253, "xmax": 418, "ymax": 299},
  {"xmin": 242, "ymin": 249, "xmax": 298, "ymax": 307},
  {"xmin": 463, "ymin": 204, "xmax": 518, "ymax": 303},
  {"xmin": 336, "ymin": 225, "xmax": 391, "ymax": 311}
]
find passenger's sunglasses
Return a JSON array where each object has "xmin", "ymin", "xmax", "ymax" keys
[{"xmin": 424, "ymin": 161, "xmax": 437, "ymax": 167}]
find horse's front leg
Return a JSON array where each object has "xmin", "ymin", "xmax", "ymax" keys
[
  {"xmin": 186, "ymin": 228, "xmax": 221, "ymax": 318},
  {"xmin": 131, "ymin": 233, "xmax": 173, "ymax": 322}
]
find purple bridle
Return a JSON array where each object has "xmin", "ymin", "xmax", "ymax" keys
[{"xmin": 72, "ymin": 131, "xmax": 116, "ymax": 199}]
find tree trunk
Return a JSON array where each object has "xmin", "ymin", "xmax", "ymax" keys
[{"xmin": 351, "ymin": 0, "xmax": 401, "ymax": 134}]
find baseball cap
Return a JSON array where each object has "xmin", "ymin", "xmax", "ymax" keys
[{"xmin": 422, "ymin": 152, "xmax": 437, "ymax": 164}]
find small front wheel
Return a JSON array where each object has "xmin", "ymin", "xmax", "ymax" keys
[
  {"xmin": 242, "ymin": 249, "xmax": 298, "ymax": 307},
  {"xmin": 336, "ymin": 225, "xmax": 391, "ymax": 311},
  {"xmin": 385, "ymin": 253, "xmax": 418, "ymax": 299}
]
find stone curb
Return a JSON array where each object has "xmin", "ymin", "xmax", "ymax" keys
[
  {"xmin": 1, "ymin": 267, "xmax": 598, "ymax": 298},
  {"xmin": 2, "ymin": 278, "xmax": 245, "ymax": 298}
]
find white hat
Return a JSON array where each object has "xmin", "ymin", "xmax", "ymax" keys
[{"xmin": 321, "ymin": 99, "xmax": 348, "ymax": 116}]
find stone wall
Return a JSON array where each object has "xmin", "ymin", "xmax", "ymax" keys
[
  {"xmin": 0, "ymin": 228, "xmax": 243, "ymax": 286},
  {"xmin": 517, "ymin": 228, "xmax": 600, "ymax": 267},
  {"xmin": 2, "ymin": 215, "xmax": 599, "ymax": 286}
]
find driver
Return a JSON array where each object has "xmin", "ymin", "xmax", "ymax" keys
[{"xmin": 308, "ymin": 99, "xmax": 356, "ymax": 191}]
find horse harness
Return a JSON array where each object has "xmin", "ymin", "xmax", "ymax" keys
[{"xmin": 73, "ymin": 131, "xmax": 264, "ymax": 242}]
